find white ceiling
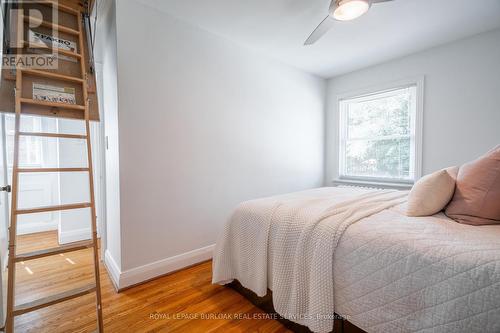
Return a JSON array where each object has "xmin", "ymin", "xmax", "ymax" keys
[{"xmin": 138, "ymin": 0, "xmax": 500, "ymax": 78}]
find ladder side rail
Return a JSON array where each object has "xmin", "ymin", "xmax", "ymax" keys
[
  {"xmin": 5, "ymin": 4, "xmax": 104, "ymax": 332},
  {"xmin": 77, "ymin": 11, "xmax": 104, "ymax": 333},
  {"xmin": 5, "ymin": 68, "xmax": 22, "ymax": 333},
  {"xmin": 6, "ymin": 5, "xmax": 24, "ymax": 331}
]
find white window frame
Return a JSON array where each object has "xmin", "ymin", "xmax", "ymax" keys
[{"xmin": 335, "ymin": 77, "xmax": 424, "ymax": 188}]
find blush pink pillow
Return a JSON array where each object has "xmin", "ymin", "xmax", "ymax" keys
[{"xmin": 445, "ymin": 145, "xmax": 500, "ymax": 225}]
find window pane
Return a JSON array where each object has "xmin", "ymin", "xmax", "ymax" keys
[
  {"xmin": 347, "ymin": 88, "xmax": 411, "ymax": 139},
  {"xmin": 345, "ymin": 137, "xmax": 411, "ymax": 180},
  {"xmin": 340, "ymin": 85, "xmax": 418, "ymax": 182},
  {"xmin": 5, "ymin": 115, "xmax": 44, "ymax": 167},
  {"xmin": 5, "ymin": 114, "xmax": 43, "ymax": 133}
]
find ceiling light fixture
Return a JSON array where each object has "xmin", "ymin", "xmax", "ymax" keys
[
  {"xmin": 305, "ymin": 0, "xmax": 394, "ymax": 45},
  {"xmin": 332, "ymin": 0, "xmax": 371, "ymax": 21}
]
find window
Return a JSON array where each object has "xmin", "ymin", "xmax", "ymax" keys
[
  {"xmin": 338, "ymin": 81, "xmax": 422, "ymax": 185},
  {"xmin": 5, "ymin": 115, "xmax": 43, "ymax": 167}
]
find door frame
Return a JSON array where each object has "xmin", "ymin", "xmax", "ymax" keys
[
  {"xmin": 0, "ymin": 114, "xmax": 9, "ymax": 272},
  {"xmin": 0, "ymin": 114, "xmax": 10, "ymax": 327},
  {"xmin": 93, "ymin": 62, "xmax": 107, "ymax": 259}
]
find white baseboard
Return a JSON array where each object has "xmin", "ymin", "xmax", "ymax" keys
[
  {"xmin": 104, "ymin": 250, "xmax": 121, "ymax": 290},
  {"xmin": 58, "ymin": 228, "xmax": 91, "ymax": 244},
  {"xmin": 17, "ymin": 220, "xmax": 58, "ymax": 235},
  {"xmin": 103, "ymin": 244, "xmax": 215, "ymax": 290}
]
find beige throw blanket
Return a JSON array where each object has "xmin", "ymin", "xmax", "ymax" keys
[{"xmin": 212, "ymin": 187, "xmax": 407, "ymax": 332}]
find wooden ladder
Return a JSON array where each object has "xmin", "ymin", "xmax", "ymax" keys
[{"xmin": 4, "ymin": 1, "xmax": 104, "ymax": 332}]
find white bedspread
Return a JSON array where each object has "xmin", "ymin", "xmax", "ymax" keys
[
  {"xmin": 334, "ymin": 204, "xmax": 500, "ymax": 333},
  {"xmin": 213, "ymin": 187, "xmax": 500, "ymax": 332},
  {"xmin": 212, "ymin": 187, "xmax": 407, "ymax": 332}
]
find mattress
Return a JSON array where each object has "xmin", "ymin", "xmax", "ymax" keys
[
  {"xmin": 333, "ymin": 204, "xmax": 500, "ymax": 333},
  {"xmin": 213, "ymin": 187, "xmax": 500, "ymax": 332}
]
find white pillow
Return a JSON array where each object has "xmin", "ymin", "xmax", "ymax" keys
[{"xmin": 406, "ymin": 167, "xmax": 458, "ymax": 217}]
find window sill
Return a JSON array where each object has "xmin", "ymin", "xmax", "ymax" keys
[{"xmin": 332, "ymin": 178, "xmax": 413, "ymax": 190}]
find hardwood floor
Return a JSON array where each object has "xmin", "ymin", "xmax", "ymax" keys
[{"xmin": 11, "ymin": 231, "xmax": 290, "ymax": 332}]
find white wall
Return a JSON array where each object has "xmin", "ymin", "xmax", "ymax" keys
[
  {"xmin": 104, "ymin": 0, "xmax": 325, "ymax": 286},
  {"xmin": 325, "ymin": 29, "xmax": 500, "ymax": 183},
  {"xmin": 57, "ymin": 120, "xmax": 91, "ymax": 244},
  {"xmin": 95, "ymin": 0, "xmax": 122, "ymax": 275},
  {"xmin": 57, "ymin": 118, "xmax": 105, "ymax": 245}
]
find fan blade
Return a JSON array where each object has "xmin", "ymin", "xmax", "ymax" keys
[
  {"xmin": 371, "ymin": 0, "xmax": 394, "ymax": 3},
  {"xmin": 304, "ymin": 16, "xmax": 335, "ymax": 45}
]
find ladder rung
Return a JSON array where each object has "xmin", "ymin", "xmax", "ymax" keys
[
  {"xmin": 25, "ymin": 16, "xmax": 80, "ymax": 36},
  {"xmin": 35, "ymin": 0, "xmax": 81, "ymax": 15},
  {"xmin": 20, "ymin": 98, "xmax": 86, "ymax": 111},
  {"xmin": 15, "ymin": 240, "xmax": 93, "ymax": 262},
  {"xmin": 22, "ymin": 40, "xmax": 82, "ymax": 59},
  {"xmin": 17, "ymin": 167, "xmax": 89, "ymax": 173},
  {"xmin": 13, "ymin": 284, "xmax": 96, "ymax": 316},
  {"xmin": 16, "ymin": 202, "xmax": 91, "ymax": 215},
  {"xmin": 20, "ymin": 68, "xmax": 84, "ymax": 83},
  {"xmin": 19, "ymin": 132, "xmax": 87, "ymax": 139}
]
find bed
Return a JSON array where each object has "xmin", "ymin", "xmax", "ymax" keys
[{"xmin": 212, "ymin": 187, "xmax": 500, "ymax": 333}]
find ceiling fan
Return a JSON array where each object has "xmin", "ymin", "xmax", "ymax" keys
[{"xmin": 304, "ymin": 0, "xmax": 394, "ymax": 45}]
